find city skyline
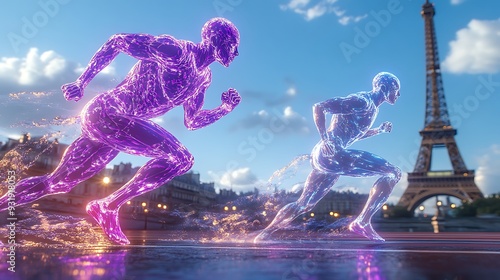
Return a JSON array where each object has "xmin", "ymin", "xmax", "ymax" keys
[{"xmin": 0, "ymin": 0, "xmax": 499, "ymax": 206}]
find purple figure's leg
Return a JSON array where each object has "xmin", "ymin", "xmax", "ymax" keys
[
  {"xmin": 84, "ymin": 115, "xmax": 193, "ymax": 245},
  {"xmin": 254, "ymin": 169, "xmax": 339, "ymax": 242},
  {"xmin": 0, "ymin": 136, "xmax": 118, "ymax": 211}
]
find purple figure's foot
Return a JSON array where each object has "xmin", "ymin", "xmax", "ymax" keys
[
  {"xmin": 0, "ymin": 176, "xmax": 51, "ymax": 212},
  {"xmin": 348, "ymin": 220, "xmax": 385, "ymax": 242},
  {"xmin": 86, "ymin": 200, "xmax": 129, "ymax": 245}
]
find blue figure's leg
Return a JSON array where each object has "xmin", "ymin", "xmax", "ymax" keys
[
  {"xmin": 83, "ymin": 115, "xmax": 193, "ymax": 244},
  {"xmin": 0, "ymin": 136, "xmax": 118, "ymax": 212},
  {"xmin": 333, "ymin": 149, "xmax": 401, "ymax": 241},
  {"xmin": 254, "ymin": 169, "xmax": 339, "ymax": 242}
]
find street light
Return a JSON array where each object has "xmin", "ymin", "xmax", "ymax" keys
[
  {"xmin": 157, "ymin": 203, "xmax": 162, "ymax": 208},
  {"xmin": 450, "ymin": 203, "xmax": 456, "ymax": 209},
  {"xmin": 232, "ymin": 206, "xmax": 237, "ymax": 211},
  {"xmin": 142, "ymin": 202, "xmax": 148, "ymax": 230},
  {"xmin": 419, "ymin": 205, "xmax": 425, "ymax": 211},
  {"xmin": 102, "ymin": 176, "xmax": 110, "ymax": 184},
  {"xmin": 310, "ymin": 212, "xmax": 315, "ymax": 217},
  {"xmin": 224, "ymin": 206, "xmax": 229, "ymax": 211},
  {"xmin": 382, "ymin": 204, "xmax": 388, "ymax": 211},
  {"xmin": 437, "ymin": 200, "xmax": 443, "ymax": 207},
  {"xmin": 329, "ymin": 211, "xmax": 339, "ymax": 218},
  {"xmin": 143, "ymin": 208, "xmax": 149, "ymax": 230}
]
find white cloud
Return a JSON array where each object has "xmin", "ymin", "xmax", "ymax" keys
[
  {"xmin": 304, "ymin": 3, "xmax": 327, "ymax": 21},
  {"xmin": 442, "ymin": 19, "xmax": 500, "ymax": 74},
  {"xmin": 286, "ymin": 85, "xmax": 297, "ymax": 96},
  {"xmin": 475, "ymin": 145, "xmax": 500, "ymax": 195},
  {"xmin": 283, "ymin": 0, "xmax": 310, "ymax": 10},
  {"xmin": 0, "ymin": 48, "xmax": 74, "ymax": 88},
  {"xmin": 220, "ymin": 167, "xmax": 258, "ymax": 188},
  {"xmin": 234, "ymin": 106, "xmax": 311, "ymax": 134},
  {"xmin": 0, "ymin": 48, "xmax": 118, "ymax": 139},
  {"xmin": 451, "ymin": 0, "xmax": 465, "ymax": 5},
  {"xmin": 151, "ymin": 117, "xmax": 164, "ymax": 124},
  {"xmin": 0, "ymin": 48, "xmax": 116, "ymax": 92},
  {"xmin": 338, "ymin": 14, "xmax": 368, "ymax": 26},
  {"xmin": 280, "ymin": 0, "xmax": 364, "ymax": 23}
]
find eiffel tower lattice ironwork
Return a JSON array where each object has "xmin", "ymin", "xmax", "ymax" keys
[{"xmin": 397, "ymin": 0, "xmax": 484, "ymax": 212}]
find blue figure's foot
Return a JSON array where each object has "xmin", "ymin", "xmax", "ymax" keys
[
  {"xmin": 0, "ymin": 176, "xmax": 51, "ymax": 212},
  {"xmin": 348, "ymin": 220, "xmax": 385, "ymax": 242},
  {"xmin": 86, "ymin": 200, "xmax": 130, "ymax": 245},
  {"xmin": 253, "ymin": 230, "xmax": 273, "ymax": 243}
]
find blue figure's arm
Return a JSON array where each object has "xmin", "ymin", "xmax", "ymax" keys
[
  {"xmin": 359, "ymin": 122, "xmax": 392, "ymax": 140},
  {"xmin": 62, "ymin": 33, "xmax": 182, "ymax": 101},
  {"xmin": 312, "ymin": 95, "xmax": 369, "ymax": 141},
  {"xmin": 183, "ymin": 72, "xmax": 240, "ymax": 130}
]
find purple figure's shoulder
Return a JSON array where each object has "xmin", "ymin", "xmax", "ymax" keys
[
  {"xmin": 151, "ymin": 34, "xmax": 187, "ymax": 61},
  {"xmin": 109, "ymin": 33, "xmax": 188, "ymax": 63}
]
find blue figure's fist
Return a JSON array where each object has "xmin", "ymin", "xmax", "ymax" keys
[
  {"xmin": 62, "ymin": 81, "xmax": 84, "ymax": 101},
  {"xmin": 222, "ymin": 88, "xmax": 240, "ymax": 109},
  {"xmin": 379, "ymin": 121, "xmax": 392, "ymax": 133}
]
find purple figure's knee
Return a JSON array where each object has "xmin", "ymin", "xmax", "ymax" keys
[{"xmin": 176, "ymin": 149, "xmax": 194, "ymax": 173}]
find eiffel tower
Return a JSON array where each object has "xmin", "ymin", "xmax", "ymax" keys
[{"xmin": 397, "ymin": 0, "xmax": 484, "ymax": 212}]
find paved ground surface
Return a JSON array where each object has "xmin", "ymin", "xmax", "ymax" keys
[{"xmin": 2, "ymin": 231, "xmax": 500, "ymax": 280}]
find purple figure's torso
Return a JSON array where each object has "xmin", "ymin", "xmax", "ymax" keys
[{"xmin": 83, "ymin": 37, "xmax": 210, "ymax": 120}]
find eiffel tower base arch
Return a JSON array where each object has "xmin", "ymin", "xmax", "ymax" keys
[{"xmin": 397, "ymin": 172, "xmax": 484, "ymax": 213}]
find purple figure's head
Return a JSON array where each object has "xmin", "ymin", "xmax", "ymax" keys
[
  {"xmin": 202, "ymin": 18, "xmax": 240, "ymax": 67},
  {"xmin": 372, "ymin": 72, "xmax": 400, "ymax": 105}
]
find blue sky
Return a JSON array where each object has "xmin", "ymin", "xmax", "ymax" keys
[{"xmin": 0, "ymin": 0, "xmax": 499, "ymax": 206}]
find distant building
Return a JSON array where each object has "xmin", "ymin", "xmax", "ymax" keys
[
  {"xmin": 0, "ymin": 133, "xmax": 68, "ymax": 177},
  {"xmin": 217, "ymin": 188, "xmax": 239, "ymax": 203},
  {"xmin": 0, "ymin": 134, "xmax": 217, "ymax": 214},
  {"xmin": 311, "ymin": 190, "xmax": 369, "ymax": 219},
  {"xmin": 269, "ymin": 186, "xmax": 369, "ymax": 219},
  {"xmin": 125, "ymin": 170, "xmax": 218, "ymax": 213}
]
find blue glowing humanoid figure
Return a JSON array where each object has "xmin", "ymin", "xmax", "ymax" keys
[
  {"xmin": 0, "ymin": 18, "xmax": 240, "ymax": 244},
  {"xmin": 255, "ymin": 72, "xmax": 401, "ymax": 242}
]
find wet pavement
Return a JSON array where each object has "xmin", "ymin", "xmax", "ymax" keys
[{"xmin": 1, "ymin": 231, "xmax": 500, "ymax": 280}]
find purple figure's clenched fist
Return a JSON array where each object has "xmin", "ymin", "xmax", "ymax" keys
[
  {"xmin": 61, "ymin": 81, "xmax": 84, "ymax": 102},
  {"xmin": 222, "ymin": 88, "xmax": 241, "ymax": 109}
]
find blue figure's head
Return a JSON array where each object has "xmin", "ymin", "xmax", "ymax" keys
[
  {"xmin": 372, "ymin": 72, "xmax": 400, "ymax": 105},
  {"xmin": 202, "ymin": 18, "xmax": 240, "ymax": 67}
]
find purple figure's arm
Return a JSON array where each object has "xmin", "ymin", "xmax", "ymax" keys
[
  {"xmin": 183, "ymin": 72, "xmax": 240, "ymax": 130},
  {"xmin": 62, "ymin": 33, "xmax": 181, "ymax": 101},
  {"xmin": 359, "ymin": 121, "xmax": 392, "ymax": 140},
  {"xmin": 312, "ymin": 95, "xmax": 369, "ymax": 141}
]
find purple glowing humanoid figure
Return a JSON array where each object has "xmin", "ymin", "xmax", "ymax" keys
[
  {"xmin": 0, "ymin": 18, "xmax": 240, "ymax": 244},
  {"xmin": 254, "ymin": 72, "xmax": 401, "ymax": 242}
]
